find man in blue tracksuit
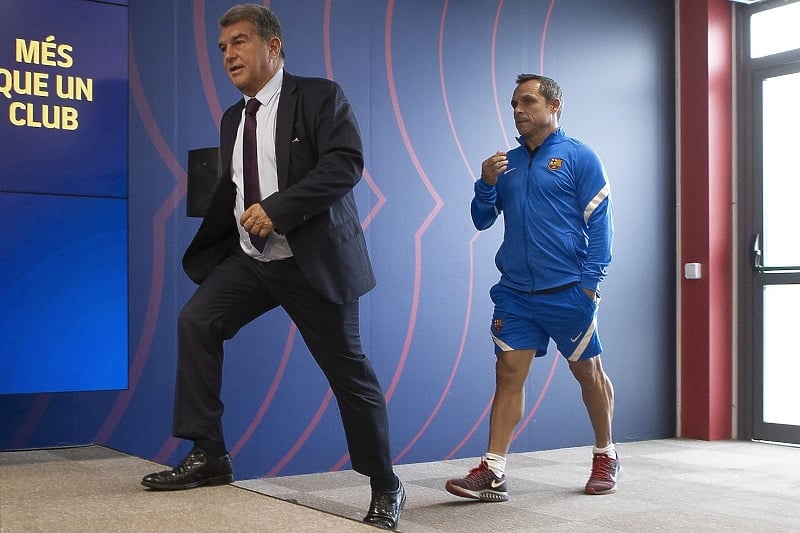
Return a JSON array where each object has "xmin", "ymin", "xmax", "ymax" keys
[{"xmin": 446, "ymin": 74, "xmax": 618, "ymax": 500}]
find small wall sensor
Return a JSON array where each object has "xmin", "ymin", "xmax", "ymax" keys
[{"xmin": 684, "ymin": 262, "xmax": 702, "ymax": 280}]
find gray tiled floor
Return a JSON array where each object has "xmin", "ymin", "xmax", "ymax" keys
[
  {"xmin": 2, "ymin": 439, "xmax": 797, "ymax": 532},
  {"xmin": 236, "ymin": 439, "xmax": 800, "ymax": 532},
  {"xmin": 0, "ymin": 445, "xmax": 373, "ymax": 532}
]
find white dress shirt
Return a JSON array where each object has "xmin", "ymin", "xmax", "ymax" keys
[{"xmin": 232, "ymin": 68, "xmax": 293, "ymax": 261}]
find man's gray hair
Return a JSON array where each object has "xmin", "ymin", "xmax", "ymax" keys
[
  {"xmin": 219, "ymin": 4, "xmax": 285, "ymax": 59},
  {"xmin": 516, "ymin": 74, "xmax": 563, "ymax": 118}
]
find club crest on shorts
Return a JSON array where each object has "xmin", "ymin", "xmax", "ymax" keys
[
  {"xmin": 547, "ymin": 158, "xmax": 563, "ymax": 171},
  {"xmin": 492, "ymin": 318, "xmax": 503, "ymax": 332}
]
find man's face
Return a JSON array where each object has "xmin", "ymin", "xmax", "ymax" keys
[
  {"xmin": 218, "ymin": 19, "xmax": 280, "ymax": 97},
  {"xmin": 511, "ymin": 80, "xmax": 559, "ymax": 138}
]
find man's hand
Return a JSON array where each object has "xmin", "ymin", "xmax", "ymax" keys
[
  {"xmin": 480, "ymin": 151, "xmax": 508, "ymax": 186},
  {"xmin": 583, "ymin": 288, "xmax": 597, "ymax": 301},
  {"xmin": 241, "ymin": 204, "xmax": 274, "ymax": 238}
]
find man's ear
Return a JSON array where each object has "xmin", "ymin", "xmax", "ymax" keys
[{"xmin": 269, "ymin": 37, "xmax": 282, "ymax": 59}]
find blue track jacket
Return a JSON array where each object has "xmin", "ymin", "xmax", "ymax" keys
[{"xmin": 471, "ymin": 128, "xmax": 613, "ymax": 293}]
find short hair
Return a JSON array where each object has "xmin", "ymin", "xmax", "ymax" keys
[
  {"xmin": 219, "ymin": 4, "xmax": 286, "ymax": 60},
  {"xmin": 516, "ymin": 74, "xmax": 563, "ymax": 118}
]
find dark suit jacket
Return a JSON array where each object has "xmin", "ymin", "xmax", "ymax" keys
[{"xmin": 182, "ymin": 72, "xmax": 376, "ymax": 304}]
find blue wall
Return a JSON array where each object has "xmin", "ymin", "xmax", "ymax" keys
[{"xmin": 0, "ymin": 0, "xmax": 676, "ymax": 480}]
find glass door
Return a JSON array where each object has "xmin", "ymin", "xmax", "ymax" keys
[
  {"xmin": 739, "ymin": 0, "xmax": 800, "ymax": 444},
  {"xmin": 751, "ymin": 66, "xmax": 800, "ymax": 443}
]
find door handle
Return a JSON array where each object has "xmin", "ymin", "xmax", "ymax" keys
[
  {"xmin": 753, "ymin": 233, "xmax": 762, "ymax": 272},
  {"xmin": 753, "ymin": 233, "xmax": 800, "ymax": 273}
]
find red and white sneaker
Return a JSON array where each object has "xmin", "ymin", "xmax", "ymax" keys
[
  {"xmin": 584, "ymin": 452, "xmax": 620, "ymax": 495},
  {"xmin": 445, "ymin": 460, "xmax": 509, "ymax": 502}
]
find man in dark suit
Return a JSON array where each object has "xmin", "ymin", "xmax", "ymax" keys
[{"xmin": 141, "ymin": 4, "xmax": 404, "ymax": 529}]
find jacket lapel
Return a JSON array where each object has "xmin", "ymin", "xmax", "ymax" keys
[
  {"xmin": 221, "ymin": 99, "xmax": 245, "ymax": 177},
  {"xmin": 275, "ymin": 73, "xmax": 296, "ymax": 191}
]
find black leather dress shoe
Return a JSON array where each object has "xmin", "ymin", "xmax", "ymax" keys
[
  {"xmin": 363, "ymin": 480, "xmax": 405, "ymax": 530},
  {"xmin": 141, "ymin": 447, "xmax": 233, "ymax": 490}
]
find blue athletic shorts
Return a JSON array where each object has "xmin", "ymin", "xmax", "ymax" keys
[{"xmin": 489, "ymin": 282, "xmax": 602, "ymax": 361}]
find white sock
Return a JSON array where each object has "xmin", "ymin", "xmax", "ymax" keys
[
  {"xmin": 484, "ymin": 452, "xmax": 507, "ymax": 478},
  {"xmin": 593, "ymin": 444, "xmax": 617, "ymax": 458}
]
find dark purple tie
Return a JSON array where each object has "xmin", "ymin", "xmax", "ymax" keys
[{"xmin": 243, "ymin": 98, "xmax": 266, "ymax": 252}]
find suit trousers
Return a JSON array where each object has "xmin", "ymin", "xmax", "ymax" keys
[{"xmin": 172, "ymin": 247, "xmax": 393, "ymax": 478}]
